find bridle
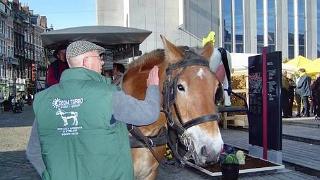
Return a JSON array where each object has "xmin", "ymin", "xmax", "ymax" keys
[
  {"xmin": 128, "ymin": 47, "xmax": 221, "ymax": 169},
  {"xmin": 128, "ymin": 47, "xmax": 244, "ymax": 175},
  {"xmin": 162, "ymin": 47, "xmax": 220, "ymax": 164}
]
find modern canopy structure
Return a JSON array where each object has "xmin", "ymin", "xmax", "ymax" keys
[{"xmin": 41, "ymin": 26, "xmax": 152, "ymax": 61}]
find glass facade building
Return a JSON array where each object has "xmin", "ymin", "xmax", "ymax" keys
[
  {"xmin": 188, "ymin": 0, "xmax": 319, "ymax": 60},
  {"xmin": 318, "ymin": 1, "xmax": 320, "ymax": 57},
  {"xmin": 220, "ymin": 0, "xmax": 320, "ymax": 59},
  {"xmin": 97, "ymin": 0, "xmax": 320, "ymax": 60}
]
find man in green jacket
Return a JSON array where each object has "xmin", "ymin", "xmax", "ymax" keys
[{"xmin": 26, "ymin": 40, "xmax": 160, "ymax": 180}]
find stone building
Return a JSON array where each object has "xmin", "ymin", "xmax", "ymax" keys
[{"xmin": 0, "ymin": 0, "xmax": 47, "ymax": 99}]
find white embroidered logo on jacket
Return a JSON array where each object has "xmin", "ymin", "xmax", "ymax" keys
[{"xmin": 56, "ymin": 108, "xmax": 79, "ymax": 126}]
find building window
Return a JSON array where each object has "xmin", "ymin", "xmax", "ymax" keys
[
  {"xmin": 0, "ymin": 65, "xmax": 3, "ymax": 78},
  {"xmin": 288, "ymin": 0, "xmax": 294, "ymax": 58},
  {"xmin": 318, "ymin": 1, "xmax": 320, "ymax": 57},
  {"xmin": 0, "ymin": 21, "xmax": 3, "ymax": 35},
  {"xmin": 256, "ymin": 0, "xmax": 264, "ymax": 53},
  {"xmin": 268, "ymin": 0, "xmax": 276, "ymax": 52},
  {"xmin": 234, "ymin": 0, "xmax": 244, "ymax": 53},
  {"xmin": 223, "ymin": 0, "xmax": 232, "ymax": 52},
  {"xmin": 298, "ymin": 0, "xmax": 305, "ymax": 56},
  {"xmin": 222, "ymin": 0, "xmax": 244, "ymax": 53},
  {"xmin": 287, "ymin": 0, "xmax": 305, "ymax": 58}
]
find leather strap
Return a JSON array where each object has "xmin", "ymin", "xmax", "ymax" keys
[{"xmin": 218, "ymin": 48, "xmax": 232, "ymax": 95}]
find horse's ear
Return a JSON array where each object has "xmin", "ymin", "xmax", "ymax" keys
[
  {"xmin": 160, "ymin": 35, "xmax": 183, "ymax": 64},
  {"xmin": 201, "ymin": 41, "xmax": 214, "ymax": 60}
]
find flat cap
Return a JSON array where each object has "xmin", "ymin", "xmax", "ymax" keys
[{"xmin": 66, "ymin": 40, "xmax": 105, "ymax": 59}]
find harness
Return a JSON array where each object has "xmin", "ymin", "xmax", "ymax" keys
[
  {"xmin": 129, "ymin": 47, "xmax": 221, "ymax": 165},
  {"xmin": 128, "ymin": 47, "xmax": 247, "ymax": 174},
  {"xmin": 128, "ymin": 125, "xmax": 167, "ymax": 163},
  {"xmin": 162, "ymin": 47, "xmax": 220, "ymax": 167},
  {"xmin": 128, "ymin": 126, "xmax": 167, "ymax": 148},
  {"xmin": 218, "ymin": 48, "xmax": 232, "ymax": 95}
]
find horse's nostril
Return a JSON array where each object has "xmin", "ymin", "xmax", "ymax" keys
[{"xmin": 201, "ymin": 146, "xmax": 208, "ymax": 157}]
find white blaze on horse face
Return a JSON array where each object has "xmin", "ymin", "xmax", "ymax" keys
[
  {"xmin": 186, "ymin": 126, "xmax": 224, "ymax": 164},
  {"xmin": 196, "ymin": 68, "xmax": 205, "ymax": 79}
]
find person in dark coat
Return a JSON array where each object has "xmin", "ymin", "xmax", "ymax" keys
[
  {"xmin": 282, "ymin": 71, "xmax": 290, "ymax": 117},
  {"xmin": 46, "ymin": 45, "xmax": 69, "ymax": 87},
  {"xmin": 112, "ymin": 63, "xmax": 125, "ymax": 86},
  {"xmin": 294, "ymin": 73, "xmax": 303, "ymax": 117},
  {"xmin": 296, "ymin": 68, "xmax": 312, "ymax": 117},
  {"xmin": 311, "ymin": 74, "xmax": 320, "ymax": 119},
  {"xmin": 287, "ymin": 74, "xmax": 296, "ymax": 117}
]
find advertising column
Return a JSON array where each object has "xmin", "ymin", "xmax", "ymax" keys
[{"xmin": 248, "ymin": 51, "xmax": 282, "ymax": 164}]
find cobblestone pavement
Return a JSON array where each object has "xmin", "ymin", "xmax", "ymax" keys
[
  {"xmin": 0, "ymin": 105, "xmax": 40, "ymax": 180},
  {"xmin": 0, "ymin": 105, "xmax": 318, "ymax": 180}
]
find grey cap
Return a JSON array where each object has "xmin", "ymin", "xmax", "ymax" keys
[{"xmin": 66, "ymin": 40, "xmax": 105, "ymax": 59}]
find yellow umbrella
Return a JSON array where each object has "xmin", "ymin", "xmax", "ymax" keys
[
  {"xmin": 282, "ymin": 63, "xmax": 298, "ymax": 73},
  {"xmin": 303, "ymin": 59, "xmax": 320, "ymax": 74},
  {"xmin": 285, "ymin": 55, "xmax": 312, "ymax": 69}
]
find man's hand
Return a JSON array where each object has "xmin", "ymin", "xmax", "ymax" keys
[{"xmin": 147, "ymin": 66, "xmax": 159, "ymax": 86}]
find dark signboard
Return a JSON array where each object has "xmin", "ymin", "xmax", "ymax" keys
[{"xmin": 248, "ymin": 51, "xmax": 282, "ymax": 151}]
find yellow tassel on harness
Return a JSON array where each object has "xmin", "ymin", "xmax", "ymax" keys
[{"xmin": 202, "ymin": 31, "xmax": 215, "ymax": 47}]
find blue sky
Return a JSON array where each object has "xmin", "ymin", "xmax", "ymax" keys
[{"xmin": 19, "ymin": 0, "xmax": 96, "ymax": 29}]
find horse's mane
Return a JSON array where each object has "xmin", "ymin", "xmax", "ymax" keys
[
  {"xmin": 126, "ymin": 46, "xmax": 202, "ymax": 71},
  {"xmin": 127, "ymin": 49, "xmax": 165, "ymax": 70}
]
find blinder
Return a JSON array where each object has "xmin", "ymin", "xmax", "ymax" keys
[{"xmin": 215, "ymin": 82, "xmax": 224, "ymax": 105}]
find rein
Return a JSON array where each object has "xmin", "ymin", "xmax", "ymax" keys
[{"xmin": 127, "ymin": 125, "xmax": 166, "ymax": 163}]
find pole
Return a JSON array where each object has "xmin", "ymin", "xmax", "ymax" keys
[
  {"xmin": 35, "ymin": 61, "xmax": 38, "ymax": 93},
  {"xmin": 13, "ymin": 66, "xmax": 16, "ymax": 99},
  {"xmin": 262, "ymin": 47, "xmax": 268, "ymax": 160}
]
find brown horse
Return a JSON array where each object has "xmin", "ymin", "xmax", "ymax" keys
[{"xmin": 122, "ymin": 35, "xmax": 224, "ymax": 180}]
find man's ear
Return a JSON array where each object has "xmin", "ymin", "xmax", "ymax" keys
[{"xmin": 82, "ymin": 57, "xmax": 89, "ymax": 68}]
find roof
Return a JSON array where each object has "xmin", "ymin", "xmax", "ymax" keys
[
  {"xmin": 42, "ymin": 26, "xmax": 152, "ymax": 49},
  {"xmin": 41, "ymin": 26, "xmax": 152, "ymax": 60}
]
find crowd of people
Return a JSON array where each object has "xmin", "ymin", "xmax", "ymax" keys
[
  {"xmin": 0, "ymin": 92, "xmax": 33, "ymax": 112},
  {"xmin": 45, "ymin": 43, "xmax": 126, "ymax": 88},
  {"xmin": 282, "ymin": 68, "xmax": 320, "ymax": 120}
]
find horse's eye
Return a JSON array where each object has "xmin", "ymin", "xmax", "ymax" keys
[{"xmin": 177, "ymin": 84, "xmax": 185, "ymax": 91}]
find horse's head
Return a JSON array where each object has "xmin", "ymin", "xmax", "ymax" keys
[{"xmin": 161, "ymin": 35, "xmax": 223, "ymax": 166}]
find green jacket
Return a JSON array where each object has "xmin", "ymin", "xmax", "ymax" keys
[{"xmin": 33, "ymin": 68, "xmax": 133, "ymax": 180}]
